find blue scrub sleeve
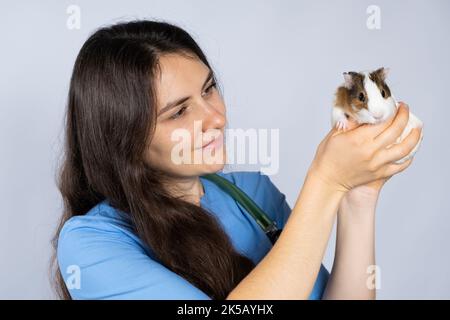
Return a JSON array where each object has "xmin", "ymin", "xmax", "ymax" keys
[{"xmin": 57, "ymin": 219, "xmax": 212, "ymax": 300}]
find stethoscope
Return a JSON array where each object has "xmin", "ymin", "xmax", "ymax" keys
[{"xmin": 202, "ymin": 173, "xmax": 282, "ymax": 245}]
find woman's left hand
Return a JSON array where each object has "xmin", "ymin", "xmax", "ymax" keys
[{"xmin": 339, "ymin": 118, "xmax": 392, "ymax": 205}]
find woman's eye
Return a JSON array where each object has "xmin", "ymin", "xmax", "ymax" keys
[
  {"xmin": 204, "ymin": 82, "xmax": 217, "ymax": 95},
  {"xmin": 168, "ymin": 82, "xmax": 217, "ymax": 120},
  {"xmin": 358, "ymin": 92, "xmax": 365, "ymax": 102},
  {"xmin": 170, "ymin": 106, "xmax": 187, "ymax": 120},
  {"xmin": 381, "ymin": 89, "xmax": 386, "ymax": 98}
]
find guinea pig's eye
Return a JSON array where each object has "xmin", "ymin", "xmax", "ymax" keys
[
  {"xmin": 358, "ymin": 92, "xmax": 365, "ymax": 102},
  {"xmin": 381, "ymin": 89, "xmax": 386, "ymax": 98}
]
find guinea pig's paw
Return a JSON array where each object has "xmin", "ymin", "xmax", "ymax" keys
[{"xmin": 335, "ymin": 119, "xmax": 348, "ymax": 131}]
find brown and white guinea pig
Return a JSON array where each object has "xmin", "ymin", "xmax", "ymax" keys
[{"xmin": 331, "ymin": 67, "xmax": 423, "ymax": 164}]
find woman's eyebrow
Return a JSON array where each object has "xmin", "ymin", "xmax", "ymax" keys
[{"xmin": 157, "ymin": 70, "xmax": 213, "ymax": 117}]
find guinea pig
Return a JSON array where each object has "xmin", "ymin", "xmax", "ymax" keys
[{"xmin": 331, "ymin": 67, "xmax": 423, "ymax": 164}]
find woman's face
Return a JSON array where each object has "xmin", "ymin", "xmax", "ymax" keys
[{"xmin": 145, "ymin": 53, "xmax": 227, "ymax": 178}]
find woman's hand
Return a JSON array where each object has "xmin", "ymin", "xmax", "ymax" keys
[
  {"xmin": 308, "ymin": 102, "xmax": 422, "ymax": 194},
  {"xmin": 341, "ymin": 116, "xmax": 391, "ymax": 202}
]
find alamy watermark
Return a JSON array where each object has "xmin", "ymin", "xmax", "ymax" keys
[
  {"xmin": 65, "ymin": 265, "xmax": 81, "ymax": 290},
  {"xmin": 170, "ymin": 121, "xmax": 279, "ymax": 175},
  {"xmin": 66, "ymin": 5, "xmax": 81, "ymax": 30},
  {"xmin": 366, "ymin": 264, "xmax": 381, "ymax": 290},
  {"xmin": 366, "ymin": 5, "xmax": 381, "ymax": 30}
]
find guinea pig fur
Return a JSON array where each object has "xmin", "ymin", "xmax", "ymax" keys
[{"xmin": 331, "ymin": 67, "xmax": 423, "ymax": 164}]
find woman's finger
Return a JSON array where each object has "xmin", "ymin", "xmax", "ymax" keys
[
  {"xmin": 380, "ymin": 157, "xmax": 414, "ymax": 178},
  {"xmin": 373, "ymin": 127, "xmax": 422, "ymax": 166},
  {"xmin": 373, "ymin": 103, "xmax": 410, "ymax": 149},
  {"xmin": 346, "ymin": 102, "xmax": 407, "ymax": 144}
]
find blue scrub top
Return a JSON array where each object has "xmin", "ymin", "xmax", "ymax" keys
[{"xmin": 57, "ymin": 170, "xmax": 329, "ymax": 299}]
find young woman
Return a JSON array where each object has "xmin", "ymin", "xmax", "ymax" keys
[{"xmin": 52, "ymin": 20, "xmax": 422, "ymax": 300}]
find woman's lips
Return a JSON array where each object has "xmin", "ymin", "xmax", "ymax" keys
[{"xmin": 202, "ymin": 132, "xmax": 224, "ymax": 149}]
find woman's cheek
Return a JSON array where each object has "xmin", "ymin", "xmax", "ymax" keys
[{"xmin": 165, "ymin": 126, "xmax": 195, "ymax": 162}]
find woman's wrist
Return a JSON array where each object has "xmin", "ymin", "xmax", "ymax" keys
[
  {"xmin": 291, "ymin": 168, "xmax": 347, "ymax": 222},
  {"xmin": 336, "ymin": 188, "xmax": 378, "ymax": 233},
  {"xmin": 305, "ymin": 166, "xmax": 348, "ymax": 196},
  {"xmin": 344, "ymin": 185, "xmax": 380, "ymax": 205},
  {"xmin": 338, "ymin": 195, "xmax": 377, "ymax": 226}
]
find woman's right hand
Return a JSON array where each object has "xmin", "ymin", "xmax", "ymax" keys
[{"xmin": 308, "ymin": 102, "xmax": 423, "ymax": 193}]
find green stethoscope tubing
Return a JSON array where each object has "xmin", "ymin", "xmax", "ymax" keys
[{"xmin": 201, "ymin": 173, "xmax": 282, "ymax": 244}]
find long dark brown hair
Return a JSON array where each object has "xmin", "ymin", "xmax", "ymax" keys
[{"xmin": 51, "ymin": 19, "xmax": 255, "ymax": 300}]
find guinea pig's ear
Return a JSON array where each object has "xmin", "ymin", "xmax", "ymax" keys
[
  {"xmin": 377, "ymin": 67, "xmax": 390, "ymax": 80},
  {"xmin": 343, "ymin": 72, "xmax": 354, "ymax": 89}
]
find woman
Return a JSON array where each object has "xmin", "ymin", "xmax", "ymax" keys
[{"xmin": 52, "ymin": 19, "xmax": 422, "ymax": 300}]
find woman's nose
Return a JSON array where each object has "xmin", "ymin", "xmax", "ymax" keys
[{"xmin": 201, "ymin": 103, "xmax": 226, "ymax": 129}]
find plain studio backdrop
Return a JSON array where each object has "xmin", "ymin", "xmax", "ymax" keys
[{"xmin": 0, "ymin": 0, "xmax": 448, "ymax": 299}]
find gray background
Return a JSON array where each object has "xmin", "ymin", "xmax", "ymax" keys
[{"xmin": 0, "ymin": 0, "xmax": 448, "ymax": 299}]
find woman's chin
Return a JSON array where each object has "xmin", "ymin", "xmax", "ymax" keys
[
  {"xmin": 200, "ymin": 161, "xmax": 226, "ymax": 174},
  {"xmin": 198, "ymin": 147, "xmax": 227, "ymax": 173}
]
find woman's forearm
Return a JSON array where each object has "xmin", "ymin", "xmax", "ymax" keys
[
  {"xmin": 226, "ymin": 171, "xmax": 345, "ymax": 300},
  {"xmin": 322, "ymin": 195, "xmax": 377, "ymax": 300}
]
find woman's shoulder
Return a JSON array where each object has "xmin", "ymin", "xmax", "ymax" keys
[
  {"xmin": 57, "ymin": 201, "xmax": 148, "ymax": 267},
  {"xmin": 58, "ymin": 200, "xmax": 133, "ymax": 241}
]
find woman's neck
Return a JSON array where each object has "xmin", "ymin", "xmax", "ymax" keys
[{"xmin": 166, "ymin": 176, "xmax": 205, "ymax": 206}]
